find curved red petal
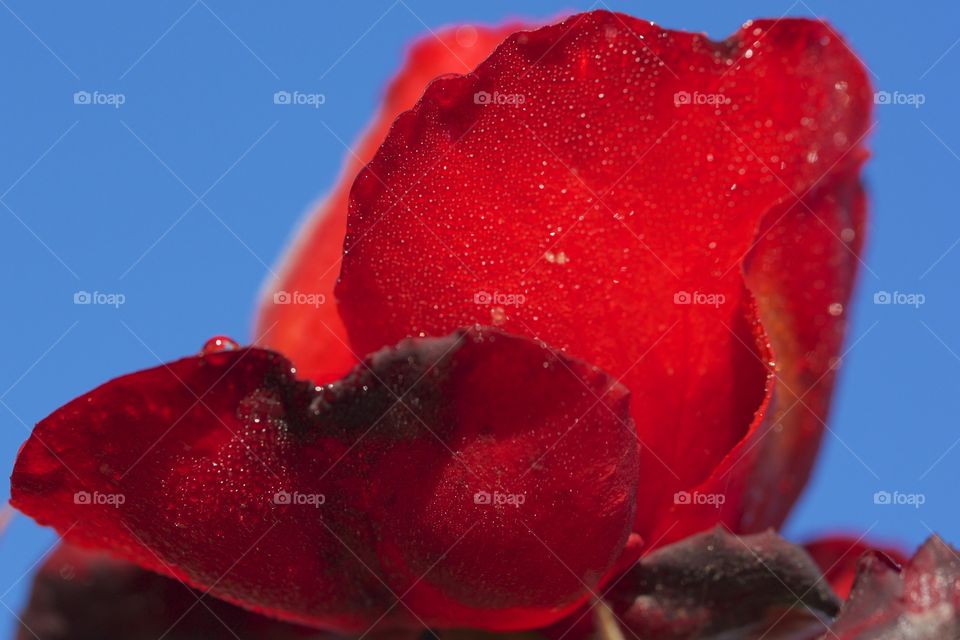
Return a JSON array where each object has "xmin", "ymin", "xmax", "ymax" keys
[
  {"xmin": 11, "ymin": 327, "xmax": 638, "ymax": 631},
  {"xmin": 736, "ymin": 162, "xmax": 868, "ymax": 530},
  {"xmin": 830, "ymin": 536, "xmax": 959, "ymax": 637},
  {"xmin": 644, "ymin": 166, "xmax": 868, "ymax": 546},
  {"xmin": 803, "ymin": 535, "xmax": 907, "ymax": 600},
  {"xmin": 336, "ymin": 10, "xmax": 871, "ymax": 539},
  {"xmin": 18, "ymin": 544, "xmax": 324, "ymax": 640},
  {"xmin": 255, "ymin": 22, "xmax": 529, "ymax": 385}
]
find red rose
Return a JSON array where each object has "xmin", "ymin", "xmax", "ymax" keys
[
  {"xmin": 11, "ymin": 10, "xmax": 874, "ymax": 634},
  {"xmin": 267, "ymin": 9, "xmax": 872, "ymax": 550}
]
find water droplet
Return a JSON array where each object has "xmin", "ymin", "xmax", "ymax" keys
[
  {"xmin": 202, "ymin": 336, "xmax": 239, "ymax": 354},
  {"xmin": 455, "ymin": 25, "xmax": 478, "ymax": 48},
  {"xmin": 544, "ymin": 250, "xmax": 569, "ymax": 265},
  {"xmin": 828, "ymin": 302, "xmax": 844, "ymax": 316}
]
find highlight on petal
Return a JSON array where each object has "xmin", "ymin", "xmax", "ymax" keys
[
  {"xmin": 18, "ymin": 544, "xmax": 323, "ymax": 640},
  {"xmin": 336, "ymin": 9, "xmax": 872, "ymax": 541},
  {"xmin": 11, "ymin": 327, "xmax": 638, "ymax": 632},
  {"xmin": 255, "ymin": 21, "xmax": 530, "ymax": 385}
]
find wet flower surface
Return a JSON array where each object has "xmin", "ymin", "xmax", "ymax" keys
[
  {"xmin": 9, "ymin": 8, "xmax": 949, "ymax": 640},
  {"xmin": 12, "ymin": 328, "xmax": 638, "ymax": 629}
]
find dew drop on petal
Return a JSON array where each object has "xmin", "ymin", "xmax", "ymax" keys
[
  {"xmin": 455, "ymin": 25, "xmax": 478, "ymax": 48},
  {"xmin": 202, "ymin": 336, "xmax": 240, "ymax": 354}
]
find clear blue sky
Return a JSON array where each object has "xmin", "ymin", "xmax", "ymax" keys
[{"xmin": 1, "ymin": 0, "xmax": 958, "ymax": 630}]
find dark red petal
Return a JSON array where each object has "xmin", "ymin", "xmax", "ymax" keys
[
  {"xmin": 18, "ymin": 544, "xmax": 324, "ymax": 640},
  {"xmin": 255, "ymin": 22, "xmax": 528, "ymax": 385},
  {"xmin": 803, "ymin": 535, "xmax": 907, "ymax": 600},
  {"xmin": 546, "ymin": 527, "xmax": 839, "ymax": 640},
  {"xmin": 737, "ymin": 162, "xmax": 869, "ymax": 531},
  {"xmin": 831, "ymin": 536, "xmax": 960, "ymax": 638},
  {"xmin": 11, "ymin": 327, "xmax": 638, "ymax": 632},
  {"xmin": 336, "ymin": 10, "xmax": 871, "ymax": 539}
]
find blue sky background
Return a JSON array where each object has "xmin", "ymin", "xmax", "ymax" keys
[{"xmin": 1, "ymin": 0, "xmax": 958, "ymax": 632}]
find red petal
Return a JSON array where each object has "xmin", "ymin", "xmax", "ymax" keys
[
  {"xmin": 255, "ymin": 22, "xmax": 528, "ymax": 385},
  {"xmin": 19, "ymin": 544, "xmax": 321, "ymax": 640},
  {"xmin": 736, "ymin": 163, "xmax": 868, "ymax": 530},
  {"xmin": 830, "ymin": 536, "xmax": 960, "ymax": 637},
  {"xmin": 11, "ymin": 327, "xmax": 638, "ymax": 632},
  {"xmin": 336, "ymin": 11, "xmax": 871, "ymax": 539},
  {"xmin": 803, "ymin": 535, "xmax": 907, "ymax": 599},
  {"xmin": 644, "ymin": 165, "xmax": 867, "ymax": 546}
]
